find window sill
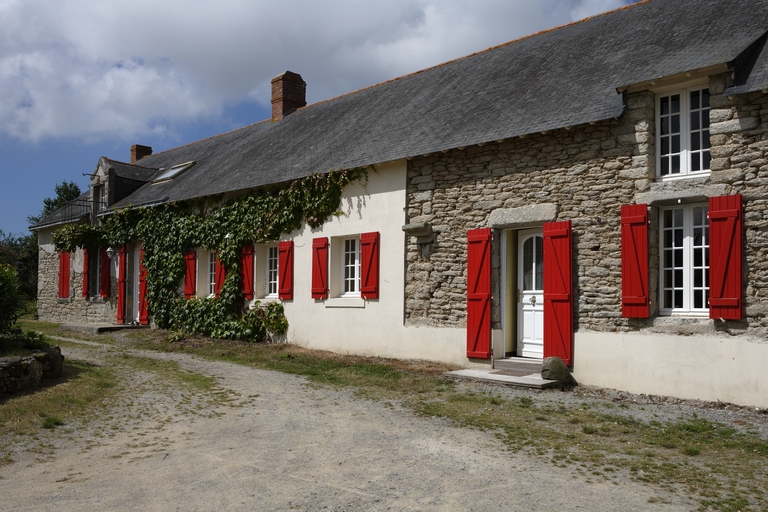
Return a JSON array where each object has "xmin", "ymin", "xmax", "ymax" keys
[
  {"xmin": 651, "ymin": 316, "xmax": 715, "ymax": 336},
  {"xmin": 57, "ymin": 298, "xmax": 73, "ymax": 304},
  {"xmin": 325, "ymin": 298, "xmax": 365, "ymax": 309},
  {"xmin": 656, "ymin": 171, "xmax": 710, "ymax": 182}
]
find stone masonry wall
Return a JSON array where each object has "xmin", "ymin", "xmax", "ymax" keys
[
  {"xmin": 405, "ymin": 83, "xmax": 768, "ymax": 339},
  {"xmin": 37, "ymin": 242, "xmax": 117, "ymax": 324}
]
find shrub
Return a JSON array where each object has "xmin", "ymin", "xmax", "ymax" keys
[{"xmin": 0, "ymin": 264, "xmax": 24, "ymax": 334}]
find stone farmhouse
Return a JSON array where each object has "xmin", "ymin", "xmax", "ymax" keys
[{"xmin": 32, "ymin": 0, "xmax": 768, "ymax": 408}]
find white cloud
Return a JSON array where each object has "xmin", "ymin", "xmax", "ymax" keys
[{"xmin": 0, "ymin": 0, "xmax": 633, "ymax": 142}]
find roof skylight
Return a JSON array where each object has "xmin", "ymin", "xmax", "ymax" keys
[{"xmin": 152, "ymin": 161, "xmax": 196, "ymax": 184}]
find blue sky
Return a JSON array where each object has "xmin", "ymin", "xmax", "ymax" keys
[{"xmin": 0, "ymin": 0, "xmax": 636, "ymax": 235}]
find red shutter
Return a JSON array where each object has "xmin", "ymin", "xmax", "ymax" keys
[
  {"xmin": 99, "ymin": 246, "xmax": 110, "ymax": 298},
  {"xmin": 311, "ymin": 237, "xmax": 329, "ymax": 299},
  {"xmin": 466, "ymin": 228, "xmax": 491, "ymax": 359},
  {"xmin": 360, "ymin": 232, "xmax": 380, "ymax": 299},
  {"xmin": 138, "ymin": 247, "xmax": 149, "ymax": 325},
  {"xmin": 82, "ymin": 248, "xmax": 90, "ymax": 297},
  {"xmin": 278, "ymin": 241, "xmax": 294, "ymax": 300},
  {"xmin": 58, "ymin": 251, "xmax": 70, "ymax": 299},
  {"xmin": 116, "ymin": 245, "xmax": 127, "ymax": 324},
  {"xmin": 241, "ymin": 245, "xmax": 254, "ymax": 300},
  {"xmin": 621, "ymin": 204, "xmax": 649, "ymax": 318},
  {"xmin": 543, "ymin": 220, "xmax": 573, "ymax": 366},
  {"xmin": 183, "ymin": 250, "xmax": 197, "ymax": 299},
  {"xmin": 214, "ymin": 254, "xmax": 226, "ymax": 298},
  {"xmin": 709, "ymin": 194, "xmax": 743, "ymax": 320}
]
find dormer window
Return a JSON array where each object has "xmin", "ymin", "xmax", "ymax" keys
[
  {"xmin": 152, "ymin": 161, "xmax": 196, "ymax": 184},
  {"xmin": 94, "ymin": 185, "xmax": 106, "ymax": 212}
]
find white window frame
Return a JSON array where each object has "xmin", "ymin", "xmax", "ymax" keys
[
  {"xmin": 207, "ymin": 252, "xmax": 216, "ymax": 297},
  {"xmin": 655, "ymin": 84, "xmax": 711, "ymax": 180},
  {"xmin": 659, "ymin": 204, "xmax": 709, "ymax": 316},
  {"xmin": 341, "ymin": 236, "xmax": 360, "ymax": 297},
  {"xmin": 266, "ymin": 245, "xmax": 279, "ymax": 298}
]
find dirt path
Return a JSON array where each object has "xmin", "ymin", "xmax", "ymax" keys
[{"xmin": 0, "ymin": 341, "xmax": 693, "ymax": 511}]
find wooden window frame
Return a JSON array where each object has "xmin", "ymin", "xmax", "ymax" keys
[{"xmin": 656, "ymin": 85, "xmax": 711, "ymax": 179}]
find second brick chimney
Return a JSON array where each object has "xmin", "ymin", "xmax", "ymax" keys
[
  {"xmin": 130, "ymin": 144, "xmax": 152, "ymax": 163},
  {"xmin": 271, "ymin": 71, "xmax": 306, "ymax": 121}
]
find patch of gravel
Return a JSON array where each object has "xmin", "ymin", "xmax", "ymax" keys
[{"xmin": 0, "ymin": 341, "xmax": 701, "ymax": 511}]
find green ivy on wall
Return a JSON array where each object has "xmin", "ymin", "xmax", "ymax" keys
[{"xmin": 52, "ymin": 168, "xmax": 368, "ymax": 341}]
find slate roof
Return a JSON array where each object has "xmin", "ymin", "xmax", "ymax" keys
[
  {"xmin": 96, "ymin": 0, "xmax": 768, "ymax": 209},
  {"xmin": 29, "ymin": 192, "xmax": 91, "ymax": 231},
  {"xmin": 100, "ymin": 158, "xmax": 159, "ymax": 182}
]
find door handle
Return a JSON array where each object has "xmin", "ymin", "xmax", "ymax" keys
[{"xmin": 530, "ymin": 296, "xmax": 536, "ymax": 306}]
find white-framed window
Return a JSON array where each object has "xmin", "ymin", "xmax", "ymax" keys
[
  {"xmin": 341, "ymin": 237, "xmax": 360, "ymax": 297},
  {"xmin": 656, "ymin": 86, "xmax": 711, "ymax": 178},
  {"xmin": 266, "ymin": 246, "xmax": 278, "ymax": 297},
  {"xmin": 208, "ymin": 252, "xmax": 216, "ymax": 297},
  {"xmin": 659, "ymin": 204, "xmax": 709, "ymax": 315}
]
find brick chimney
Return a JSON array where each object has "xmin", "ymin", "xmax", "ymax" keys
[
  {"xmin": 271, "ymin": 71, "xmax": 306, "ymax": 121},
  {"xmin": 130, "ymin": 144, "xmax": 152, "ymax": 163}
]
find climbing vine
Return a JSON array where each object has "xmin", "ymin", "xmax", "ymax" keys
[{"xmin": 52, "ymin": 168, "xmax": 369, "ymax": 341}]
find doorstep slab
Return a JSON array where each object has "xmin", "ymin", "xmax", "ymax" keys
[{"xmin": 444, "ymin": 369, "xmax": 563, "ymax": 389}]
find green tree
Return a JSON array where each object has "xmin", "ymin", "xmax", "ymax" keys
[
  {"xmin": 27, "ymin": 180, "xmax": 82, "ymax": 225},
  {"xmin": 0, "ymin": 264, "xmax": 24, "ymax": 334},
  {"xmin": 0, "ymin": 230, "xmax": 38, "ymax": 300}
]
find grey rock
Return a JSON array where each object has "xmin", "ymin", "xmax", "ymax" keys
[{"xmin": 541, "ymin": 356, "xmax": 572, "ymax": 381}]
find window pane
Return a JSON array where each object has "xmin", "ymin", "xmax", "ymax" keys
[
  {"xmin": 674, "ymin": 289, "xmax": 683, "ymax": 308},
  {"xmin": 703, "ymin": 152, "xmax": 711, "ymax": 170},
  {"xmin": 664, "ymin": 289, "xmax": 672, "ymax": 308},
  {"xmin": 691, "ymin": 131, "xmax": 700, "ymax": 151},
  {"xmin": 535, "ymin": 236, "xmax": 543, "ymax": 291},
  {"xmin": 660, "ymin": 96, "xmax": 669, "ymax": 115},
  {"xmin": 692, "ymin": 154, "xmax": 701, "ymax": 172},
  {"xmin": 694, "ymin": 247, "xmax": 702, "ymax": 267},
  {"xmin": 671, "ymin": 155, "xmax": 680, "ymax": 174},
  {"xmin": 660, "ymin": 117, "xmax": 669, "ymax": 136},
  {"xmin": 664, "ymin": 250, "xmax": 672, "ymax": 267},
  {"xmin": 690, "ymin": 111, "xmax": 700, "ymax": 131},
  {"xmin": 674, "ymin": 269, "xmax": 683, "ymax": 287},
  {"xmin": 660, "ymin": 136, "xmax": 670, "ymax": 155},
  {"xmin": 674, "ymin": 248, "xmax": 683, "ymax": 267},
  {"xmin": 671, "ymin": 115, "xmax": 680, "ymax": 134},
  {"xmin": 671, "ymin": 134, "xmax": 680, "ymax": 153},
  {"xmin": 694, "ymin": 268, "xmax": 703, "ymax": 288},
  {"xmin": 694, "ymin": 290, "xmax": 703, "ymax": 309},
  {"xmin": 661, "ymin": 157, "xmax": 669, "ymax": 175},
  {"xmin": 664, "ymin": 210, "xmax": 673, "ymax": 228},
  {"xmin": 671, "ymin": 94, "xmax": 680, "ymax": 113},
  {"xmin": 690, "ymin": 90, "xmax": 700, "ymax": 110},
  {"xmin": 702, "ymin": 89, "xmax": 710, "ymax": 108},
  {"xmin": 673, "ymin": 209, "xmax": 683, "ymax": 227},
  {"xmin": 523, "ymin": 238, "xmax": 533, "ymax": 290},
  {"xmin": 674, "ymin": 230, "xmax": 683, "ymax": 247}
]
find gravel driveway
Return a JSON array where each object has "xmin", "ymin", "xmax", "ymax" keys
[{"xmin": 0, "ymin": 342, "xmax": 696, "ymax": 511}]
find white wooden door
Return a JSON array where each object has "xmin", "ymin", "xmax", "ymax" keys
[{"xmin": 518, "ymin": 230, "xmax": 544, "ymax": 359}]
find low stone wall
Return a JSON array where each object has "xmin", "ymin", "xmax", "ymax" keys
[{"xmin": 0, "ymin": 346, "xmax": 64, "ymax": 395}]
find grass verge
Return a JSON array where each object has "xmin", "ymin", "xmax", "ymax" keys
[{"xmin": 0, "ymin": 359, "xmax": 118, "ymax": 465}]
